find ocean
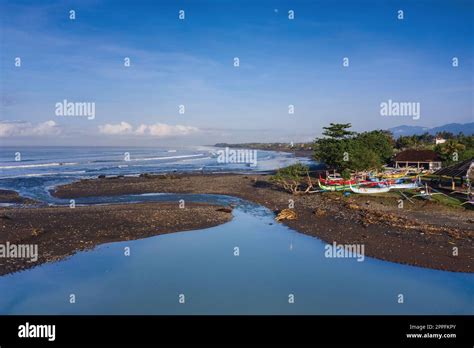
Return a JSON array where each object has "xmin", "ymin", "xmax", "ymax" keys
[{"xmin": 0, "ymin": 146, "xmax": 313, "ymax": 202}]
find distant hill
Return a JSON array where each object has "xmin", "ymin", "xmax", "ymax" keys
[{"xmin": 389, "ymin": 123, "xmax": 474, "ymax": 137}]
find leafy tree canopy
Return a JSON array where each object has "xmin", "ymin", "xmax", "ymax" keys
[
  {"xmin": 322, "ymin": 123, "xmax": 355, "ymax": 139},
  {"xmin": 313, "ymin": 124, "xmax": 393, "ymax": 172}
]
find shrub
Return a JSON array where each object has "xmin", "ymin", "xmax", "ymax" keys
[{"xmin": 270, "ymin": 164, "xmax": 311, "ymax": 194}]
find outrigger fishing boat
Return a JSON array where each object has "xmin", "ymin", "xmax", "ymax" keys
[
  {"xmin": 318, "ymin": 175, "xmax": 357, "ymax": 186},
  {"xmin": 318, "ymin": 171, "xmax": 359, "ymax": 186},
  {"xmin": 349, "ymin": 182, "xmax": 391, "ymax": 194},
  {"xmin": 380, "ymin": 172, "xmax": 408, "ymax": 180},
  {"xmin": 319, "ymin": 170, "xmax": 385, "ymax": 188},
  {"xmin": 318, "ymin": 169, "xmax": 421, "ymax": 193},
  {"xmin": 412, "ymin": 184, "xmax": 444, "ymax": 200},
  {"xmin": 318, "ymin": 180, "xmax": 389, "ymax": 192},
  {"xmin": 318, "ymin": 180, "xmax": 353, "ymax": 191},
  {"xmin": 461, "ymin": 190, "xmax": 474, "ymax": 205},
  {"xmin": 371, "ymin": 167, "xmax": 423, "ymax": 180},
  {"xmin": 388, "ymin": 176, "xmax": 421, "ymax": 190},
  {"xmin": 318, "ymin": 176, "xmax": 378, "ymax": 187},
  {"xmin": 389, "ymin": 182, "xmax": 420, "ymax": 190}
]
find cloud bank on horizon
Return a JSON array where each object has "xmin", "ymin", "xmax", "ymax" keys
[
  {"xmin": 0, "ymin": 120, "xmax": 61, "ymax": 137},
  {"xmin": 98, "ymin": 122, "xmax": 199, "ymax": 137},
  {"xmin": 0, "ymin": 0, "xmax": 472, "ymax": 146},
  {"xmin": 0, "ymin": 120, "xmax": 199, "ymax": 137}
]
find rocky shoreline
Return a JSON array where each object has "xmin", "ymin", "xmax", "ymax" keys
[
  {"xmin": 0, "ymin": 201, "xmax": 232, "ymax": 276},
  {"xmin": 0, "ymin": 189, "xmax": 37, "ymax": 205},
  {"xmin": 1, "ymin": 172, "xmax": 472, "ymax": 274},
  {"xmin": 52, "ymin": 173, "xmax": 474, "ymax": 273}
]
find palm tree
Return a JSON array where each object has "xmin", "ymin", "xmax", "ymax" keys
[{"xmin": 439, "ymin": 140, "xmax": 465, "ymax": 162}]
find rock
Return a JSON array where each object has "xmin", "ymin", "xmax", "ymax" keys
[
  {"xmin": 98, "ymin": 175, "xmax": 106, "ymax": 179},
  {"xmin": 314, "ymin": 208, "xmax": 326, "ymax": 217},
  {"xmin": 216, "ymin": 207, "xmax": 232, "ymax": 213},
  {"xmin": 275, "ymin": 209, "xmax": 297, "ymax": 221},
  {"xmin": 348, "ymin": 204, "xmax": 360, "ymax": 210},
  {"xmin": 31, "ymin": 227, "xmax": 42, "ymax": 236}
]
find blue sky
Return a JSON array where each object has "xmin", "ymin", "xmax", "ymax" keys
[{"xmin": 0, "ymin": 0, "xmax": 473, "ymax": 146}]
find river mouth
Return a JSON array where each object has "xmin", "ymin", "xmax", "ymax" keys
[
  {"xmin": 0, "ymin": 194, "xmax": 472, "ymax": 315},
  {"xmin": 0, "ymin": 148, "xmax": 472, "ymax": 315}
]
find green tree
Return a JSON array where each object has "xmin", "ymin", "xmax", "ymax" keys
[
  {"xmin": 322, "ymin": 123, "xmax": 355, "ymax": 139},
  {"xmin": 395, "ymin": 136, "xmax": 414, "ymax": 150},
  {"xmin": 270, "ymin": 164, "xmax": 312, "ymax": 194},
  {"xmin": 313, "ymin": 124, "xmax": 392, "ymax": 172},
  {"xmin": 436, "ymin": 131, "xmax": 454, "ymax": 140},
  {"xmin": 435, "ymin": 139, "xmax": 466, "ymax": 165},
  {"xmin": 357, "ymin": 130, "xmax": 394, "ymax": 164},
  {"xmin": 347, "ymin": 140, "xmax": 382, "ymax": 171}
]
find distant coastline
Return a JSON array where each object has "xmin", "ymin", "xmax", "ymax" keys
[{"xmin": 214, "ymin": 143, "xmax": 313, "ymax": 158}]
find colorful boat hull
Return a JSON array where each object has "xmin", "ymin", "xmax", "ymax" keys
[
  {"xmin": 389, "ymin": 183, "xmax": 419, "ymax": 190},
  {"xmin": 318, "ymin": 180, "xmax": 353, "ymax": 191},
  {"xmin": 349, "ymin": 183, "xmax": 391, "ymax": 194}
]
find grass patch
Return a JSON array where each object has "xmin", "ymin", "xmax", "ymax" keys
[
  {"xmin": 399, "ymin": 189, "xmax": 465, "ymax": 209},
  {"xmin": 430, "ymin": 193, "xmax": 464, "ymax": 208}
]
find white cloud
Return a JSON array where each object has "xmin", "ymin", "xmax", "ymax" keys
[
  {"xmin": 98, "ymin": 122, "xmax": 133, "ymax": 135},
  {"xmin": 135, "ymin": 124, "xmax": 148, "ymax": 135},
  {"xmin": 98, "ymin": 122, "xmax": 199, "ymax": 137},
  {"xmin": 0, "ymin": 120, "xmax": 61, "ymax": 137},
  {"xmin": 141, "ymin": 123, "xmax": 198, "ymax": 137}
]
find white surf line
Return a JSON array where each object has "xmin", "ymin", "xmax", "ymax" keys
[
  {"xmin": 131, "ymin": 154, "xmax": 204, "ymax": 161},
  {"xmin": 0, "ymin": 162, "xmax": 78, "ymax": 169}
]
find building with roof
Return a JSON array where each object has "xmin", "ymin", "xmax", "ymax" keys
[
  {"xmin": 393, "ymin": 149, "xmax": 442, "ymax": 170},
  {"xmin": 433, "ymin": 157, "xmax": 474, "ymax": 189}
]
